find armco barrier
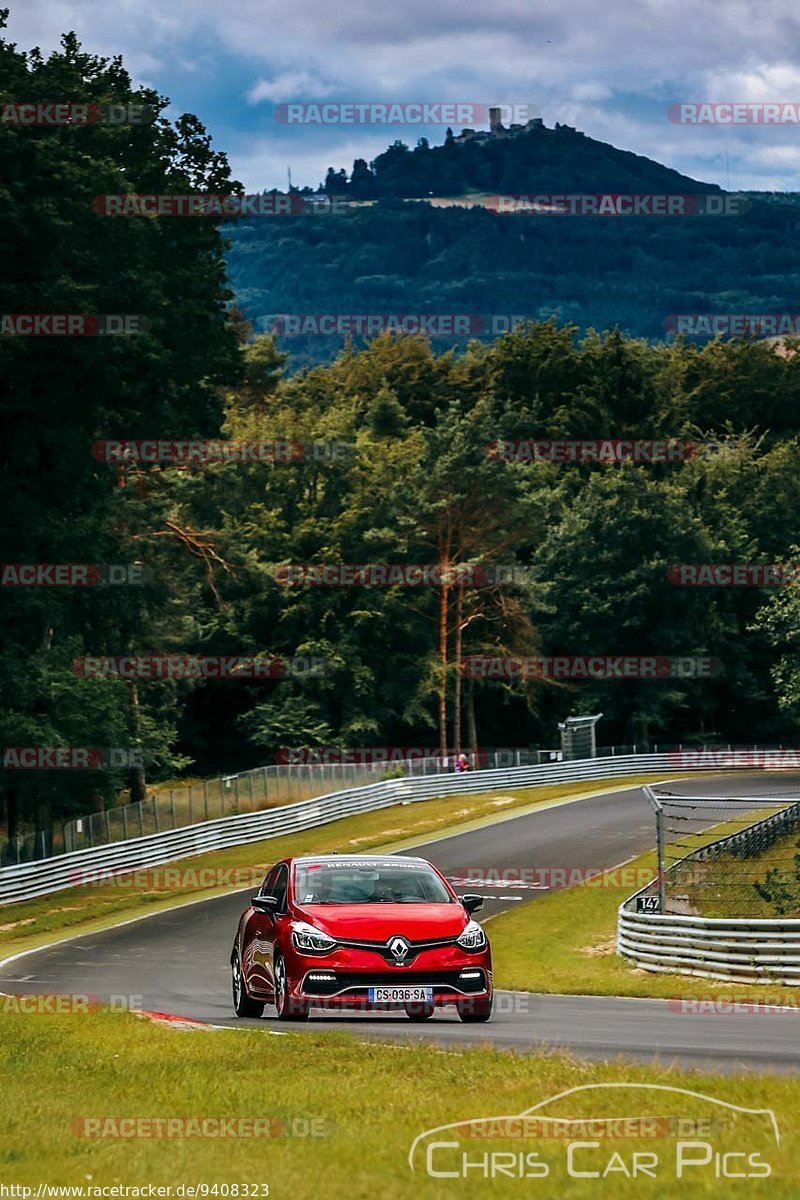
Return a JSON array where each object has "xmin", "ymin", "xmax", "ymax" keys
[
  {"xmin": 618, "ymin": 798, "xmax": 800, "ymax": 984},
  {"xmin": 617, "ymin": 907, "xmax": 800, "ymax": 985},
  {"xmin": 0, "ymin": 751, "xmax": 772, "ymax": 907}
]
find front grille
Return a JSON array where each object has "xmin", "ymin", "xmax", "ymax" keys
[
  {"xmin": 336, "ymin": 935, "xmax": 457, "ymax": 965},
  {"xmin": 302, "ymin": 969, "xmax": 487, "ymax": 996}
]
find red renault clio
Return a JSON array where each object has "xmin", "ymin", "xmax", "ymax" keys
[{"xmin": 230, "ymin": 854, "xmax": 492, "ymax": 1022}]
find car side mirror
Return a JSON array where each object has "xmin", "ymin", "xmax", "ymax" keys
[
  {"xmin": 252, "ymin": 894, "xmax": 279, "ymax": 914},
  {"xmin": 460, "ymin": 893, "xmax": 484, "ymax": 914}
]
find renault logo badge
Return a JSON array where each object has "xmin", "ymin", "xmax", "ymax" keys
[{"xmin": 388, "ymin": 936, "xmax": 410, "ymax": 963}]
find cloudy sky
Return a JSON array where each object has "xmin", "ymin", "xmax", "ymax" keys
[{"xmin": 7, "ymin": 0, "xmax": 800, "ymax": 191}]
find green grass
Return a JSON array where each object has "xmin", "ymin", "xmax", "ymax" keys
[
  {"xmin": 675, "ymin": 821, "xmax": 800, "ymax": 919},
  {"xmin": 64, "ymin": 767, "xmax": 389, "ymax": 852},
  {"xmin": 488, "ymin": 845, "xmax": 800, "ymax": 1004},
  {"xmin": 0, "ymin": 1010, "xmax": 796, "ymax": 1197},
  {"xmin": 0, "ymin": 775, "xmax": 674, "ymax": 961}
]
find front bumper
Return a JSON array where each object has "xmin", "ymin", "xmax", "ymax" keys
[
  {"xmin": 285, "ymin": 938, "xmax": 492, "ymax": 1009},
  {"xmin": 300, "ymin": 966, "xmax": 491, "ymax": 1006}
]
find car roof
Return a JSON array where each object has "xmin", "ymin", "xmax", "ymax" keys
[{"xmin": 290, "ymin": 854, "xmax": 429, "ymax": 866}]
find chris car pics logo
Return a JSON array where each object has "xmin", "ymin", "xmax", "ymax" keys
[{"xmin": 408, "ymin": 1083, "xmax": 779, "ymax": 1181}]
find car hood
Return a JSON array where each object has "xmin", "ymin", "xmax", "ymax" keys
[{"xmin": 293, "ymin": 903, "xmax": 469, "ymax": 942}]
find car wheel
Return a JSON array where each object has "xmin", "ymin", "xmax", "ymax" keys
[
  {"xmin": 457, "ymin": 997, "xmax": 493, "ymax": 1023},
  {"xmin": 404, "ymin": 1002, "xmax": 435, "ymax": 1021},
  {"xmin": 273, "ymin": 951, "xmax": 309, "ymax": 1021},
  {"xmin": 231, "ymin": 950, "xmax": 264, "ymax": 1018}
]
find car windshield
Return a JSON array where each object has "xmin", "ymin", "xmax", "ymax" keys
[{"xmin": 293, "ymin": 861, "xmax": 453, "ymax": 904}]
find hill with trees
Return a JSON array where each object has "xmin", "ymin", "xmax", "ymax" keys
[{"xmin": 226, "ymin": 125, "xmax": 798, "ymax": 371}]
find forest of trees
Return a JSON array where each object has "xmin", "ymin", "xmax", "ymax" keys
[
  {"xmin": 226, "ymin": 191, "xmax": 799, "ymax": 370},
  {"xmin": 5, "ymin": 19, "xmax": 800, "ymax": 845}
]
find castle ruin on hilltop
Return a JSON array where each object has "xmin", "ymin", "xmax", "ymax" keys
[{"xmin": 454, "ymin": 107, "xmax": 579, "ymax": 143}]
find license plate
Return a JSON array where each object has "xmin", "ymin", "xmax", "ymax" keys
[{"xmin": 368, "ymin": 986, "xmax": 433, "ymax": 1003}]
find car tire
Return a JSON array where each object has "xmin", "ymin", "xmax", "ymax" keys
[
  {"xmin": 231, "ymin": 950, "xmax": 265, "ymax": 1018},
  {"xmin": 456, "ymin": 997, "xmax": 493, "ymax": 1023},
  {"xmin": 404, "ymin": 1002, "xmax": 435, "ymax": 1021},
  {"xmin": 273, "ymin": 951, "xmax": 310, "ymax": 1021}
]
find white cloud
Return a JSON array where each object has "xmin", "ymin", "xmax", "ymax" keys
[
  {"xmin": 247, "ymin": 72, "xmax": 338, "ymax": 106},
  {"xmin": 8, "ymin": 0, "xmax": 800, "ymax": 191},
  {"xmin": 704, "ymin": 63, "xmax": 800, "ymax": 101}
]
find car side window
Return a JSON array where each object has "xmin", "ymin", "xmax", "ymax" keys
[
  {"xmin": 260, "ymin": 866, "xmax": 278, "ymax": 897},
  {"xmin": 271, "ymin": 864, "xmax": 289, "ymax": 912}
]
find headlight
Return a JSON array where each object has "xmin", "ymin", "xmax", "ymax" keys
[
  {"xmin": 456, "ymin": 920, "xmax": 486, "ymax": 951},
  {"xmin": 291, "ymin": 921, "xmax": 337, "ymax": 954}
]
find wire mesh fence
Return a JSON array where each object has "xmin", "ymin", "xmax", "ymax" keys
[
  {"xmin": 642, "ymin": 784, "xmax": 800, "ymax": 918},
  {"xmin": 2, "ymin": 740, "xmax": 743, "ymax": 869},
  {"xmin": 0, "ymin": 746, "xmax": 568, "ymax": 867}
]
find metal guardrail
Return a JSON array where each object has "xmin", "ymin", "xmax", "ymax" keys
[
  {"xmin": 617, "ymin": 909, "xmax": 800, "ymax": 985},
  {"xmin": 2, "ymin": 748, "xmax": 570, "ymax": 867},
  {"xmin": 0, "ymin": 749, "xmax": 756, "ymax": 908},
  {"xmin": 618, "ymin": 798, "xmax": 800, "ymax": 984}
]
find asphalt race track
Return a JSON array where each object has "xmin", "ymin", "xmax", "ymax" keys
[{"xmin": 4, "ymin": 773, "xmax": 800, "ymax": 1074}]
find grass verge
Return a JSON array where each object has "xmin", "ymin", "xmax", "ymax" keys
[
  {"xmin": 488, "ymin": 844, "xmax": 800, "ymax": 1003},
  {"xmin": 0, "ymin": 1010, "xmax": 796, "ymax": 1197},
  {"xmin": 0, "ymin": 775, "xmax": 674, "ymax": 962},
  {"xmin": 676, "ymin": 821, "xmax": 800, "ymax": 918}
]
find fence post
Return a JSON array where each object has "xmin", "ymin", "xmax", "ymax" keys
[
  {"xmin": 204, "ymin": 778, "xmax": 209, "ymax": 821},
  {"xmin": 170, "ymin": 790, "xmax": 177, "ymax": 828},
  {"xmin": 153, "ymin": 796, "xmax": 160, "ymax": 833},
  {"xmin": 122, "ymin": 806, "xmax": 129, "ymax": 840},
  {"xmin": 656, "ymin": 803, "xmax": 666, "ymax": 914},
  {"xmin": 138, "ymin": 802, "xmax": 144, "ymax": 838},
  {"xmin": 234, "ymin": 775, "xmax": 240, "ymax": 814},
  {"xmin": 188, "ymin": 785, "xmax": 193, "ymax": 825}
]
